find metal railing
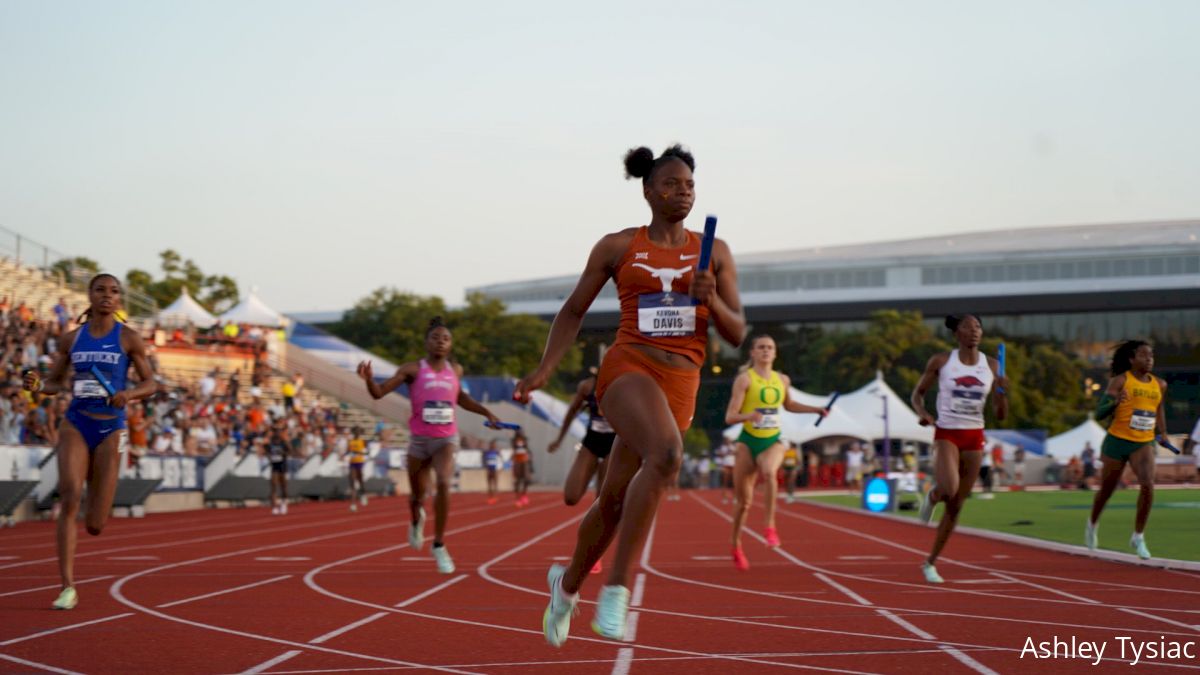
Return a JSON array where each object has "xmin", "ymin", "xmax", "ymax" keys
[{"xmin": 0, "ymin": 224, "xmax": 159, "ymax": 317}]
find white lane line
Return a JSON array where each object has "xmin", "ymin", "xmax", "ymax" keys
[
  {"xmin": 226, "ymin": 647, "xmax": 999, "ymax": 673},
  {"xmin": 789, "ymin": 500, "xmax": 1200, "ymax": 595},
  {"xmin": 640, "ymin": 499, "xmax": 1195, "ymax": 645},
  {"xmin": 623, "ymin": 611, "xmax": 640, "ymax": 642},
  {"xmin": 107, "ymin": 555, "xmax": 160, "ymax": 561},
  {"xmin": 692, "ymin": 495, "xmax": 999, "ymax": 674},
  {"xmin": 611, "ymin": 647, "xmax": 634, "ymax": 675},
  {"xmin": 109, "ymin": 519, "xmax": 487, "ymax": 675},
  {"xmin": 0, "ymin": 651, "xmax": 84, "ymax": 675},
  {"xmin": 813, "ymin": 573, "xmax": 871, "ymax": 606},
  {"xmin": 0, "ymin": 613, "xmax": 135, "ymax": 646},
  {"xmin": 941, "ymin": 645, "xmax": 998, "ymax": 674},
  {"xmin": 240, "ymin": 649, "xmax": 303, "ymax": 674},
  {"xmin": 875, "ymin": 609, "xmax": 935, "ymax": 640},
  {"xmin": 0, "ymin": 575, "xmax": 115, "ymax": 599},
  {"xmin": 157, "ymin": 575, "xmax": 292, "ymax": 608},
  {"xmin": 311, "ymin": 508, "xmax": 870, "ymax": 672},
  {"xmin": 989, "ymin": 572, "xmax": 1099, "ymax": 603},
  {"xmin": 631, "ymin": 573, "xmax": 646, "ymax": 607},
  {"xmin": 771, "ymin": 502, "xmax": 1200, "ymax": 616},
  {"xmin": 394, "ymin": 574, "xmax": 469, "ymax": 608},
  {"xmin": 309, "ymin": 612, "xmax": 390, "ymax": 644},
  {"xmin": 0, "ymin": 509, "xmax": 397, "ymax": 572},
  {"xmin": 1118, "ymin": 608, "xmax": 1200, "ymax": 633},
  {"xmin": 248, "ymin": 503, "xmax": 561, "ymax": 675}
]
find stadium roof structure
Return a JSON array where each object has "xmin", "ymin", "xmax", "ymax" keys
[{"xmin": 470, "ymin": 219, "xmax": 1200, "ymax": 325}]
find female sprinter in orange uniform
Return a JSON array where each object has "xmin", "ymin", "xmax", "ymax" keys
[
  {"xmin": 24, "ymin": 274, "xmax": 158, "ymax": 609},
  {"xmin": 517, "ymin": 144, "xmax": 745, "ymax": 646}
]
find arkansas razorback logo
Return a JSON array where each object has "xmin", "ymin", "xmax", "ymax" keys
[{"xmin": 953, "ymin": 375, "xmax": 985, "ymax": 387}]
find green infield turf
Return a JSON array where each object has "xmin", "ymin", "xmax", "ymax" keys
[{"xmin": 802, "ymin": 488, "xmax": 1200, "ymax": 562}]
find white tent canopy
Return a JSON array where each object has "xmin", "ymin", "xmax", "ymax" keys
[
  {"xmin": 724, "ymin": 386, "xmax": 871, "ymax": 445},
  {"xmin": 219, "ymin": 291, "xmax": 285, "ymax": 327},
  {"xmin": 835, "ymin": 371, "xmax": 935, "ymax": 444},
  {"xmin": 158, "ymin": 287, "xmax": 218, "ymax": 328},
  {"xmin": 1045, "ymin": 417, "xmax": 1107, "ymax": 463}
]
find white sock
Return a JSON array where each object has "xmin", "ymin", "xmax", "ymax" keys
[{"xmin": 556, "ymin": 578, "xmax": 578, "ymax": 603}]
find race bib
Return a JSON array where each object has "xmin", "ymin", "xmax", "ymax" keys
[
  {"xmin": 421, "ymin": 401, "xmax": 455, "ymax": 425},
  {"xmin": 637, "ymin": 293, "xmax": 696, "ymax": 337},
  {"xmin": 73, "ymin": 378, "xmax": 109, "ymax": 399},
  {"xmin": 950, "ymin": 390, "xmax": 985, "ymax": 416},
  {"xmin": 752, "ymin": 407, "xmax": 781, "ymax": 430},
  {"xmin": 1129, "ymin": 409, "xmax": 1156, "ymax": 432},
  {"xmin": 589, "ymin": 417, "xmax": 614, "ymax": 434}
]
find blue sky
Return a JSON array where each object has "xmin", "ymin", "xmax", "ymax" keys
[{"xmin": 2, "ymin": 1, "xmax": 1198, "ymax": 313}]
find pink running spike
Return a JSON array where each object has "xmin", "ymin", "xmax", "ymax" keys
[
  {"xmin": 765, "ymin": 527, "xmax": 781, "ymax": 547},
  {"xmin": 732, "ymin": 546, "xmax": 750, "ymax": 572}
]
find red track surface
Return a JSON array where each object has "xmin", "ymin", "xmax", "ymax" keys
[{"xmin": 2, "ymin": 491, "xmax": 1199, "ymax": 674}]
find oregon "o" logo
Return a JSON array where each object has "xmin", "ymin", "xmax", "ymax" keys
[{"xmin": 759, "ymin": 386, "xmax": 781, "ymax": 405}]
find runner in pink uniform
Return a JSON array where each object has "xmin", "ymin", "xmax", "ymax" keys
[{"xmin": 358, "ymin": 316, "xmax": 500, "ymax": 574}]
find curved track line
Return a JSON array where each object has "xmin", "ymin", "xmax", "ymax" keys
[
  {"xmin": 702, "ymin": 495, "xmax": 1200, "ymax": 616},
  {"xmin": 677, "ymin": 494, "xmax": 1200, "ymax": 670},
  {"xmin": 307, "ymin": 506, "xmax": 877, "ymax": 673},
  {"xmin": 783, "ymin": 501, "xmax": 1200, "ymax": 598},
  {"xmin": 627, "ymin": 496, "xmax": 1200, "ymax": 640},
  {"xmin": 108, "ymin": 518, "xmax": 481, "ymax": 674},
  {"xmin": 0, "ymin": 508, "xmax": 399, "ymax": 571}
]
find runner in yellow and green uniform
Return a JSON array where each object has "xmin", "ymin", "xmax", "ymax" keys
[
  {"xmin": 344, "ymin": 427, "xmax": 369, "ymax": 512},
  {"xmin": 724, "ymin": 335, "xmax": 829, "ymax": 571},
  {"xmin": 1087, "ymin": 340, "xmax": 1168, "ymax": 560}
]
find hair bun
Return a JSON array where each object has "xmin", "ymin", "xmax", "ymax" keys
[
  {"xmin": 944, "ymin": 315, "xmax": 959, "ymax": 331},
  {"xmin": 623, "ymin": 146, "xmax": 655, "ymax": 180}
]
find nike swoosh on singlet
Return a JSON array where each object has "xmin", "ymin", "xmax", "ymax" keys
[{"xmin": 680, "ymin": 254, "xmax": 698, "ymax": 261}]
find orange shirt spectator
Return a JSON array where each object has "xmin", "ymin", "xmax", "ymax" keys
[
  {"xmin": 248, "ymin": 405, "xmax": 266, "ymax": 432},
  {"xmin": 128, "ymin": 405, "xmax": 149, "ymax": 450}
]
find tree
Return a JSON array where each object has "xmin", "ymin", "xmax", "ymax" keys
[
  {"xmin": 50, "ymin": 256, "xmax": 100, "ymax": 284},
  {"xmin": 330, "ymin": 288, "xmax": 580, "ymax": 392},
  {"xmin": 717, "ymin": 310, "xmax": 1091, "ymax": 436},
  {"xmin": 124, "ymin": 250, "xmax": 240, "ymax": 314}
]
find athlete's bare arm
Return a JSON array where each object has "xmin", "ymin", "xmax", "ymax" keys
[
  {"xmin": 911, "ymin": 353, "xmax": 950, "ymax": 427},
  {"xmin": 724, "ymin": 372, "xmax": 756, "ymax": 425},
  {"xmin": 987, "ymin": 356, "xmax": 1009, "ymax": 422},
  {"xmin": 357, "ymin": 360, "xmax": 418, "ymax": 400},
  {"xmin": 515, "ymin": 230, "xmax": 636, "ymax": 401},
  {"xmin": 549, "ymin": 378, "xmax": 591, "ymax": 452},
  {"xmin": 780, "ymin": 373, "xmax": 828, "ymax": 416}
]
